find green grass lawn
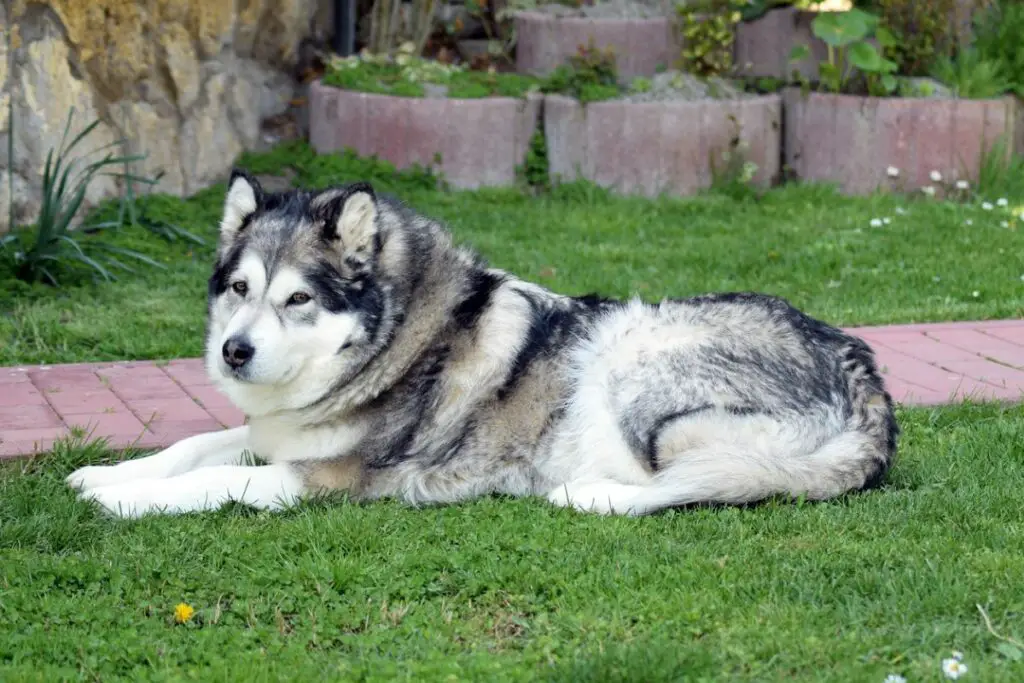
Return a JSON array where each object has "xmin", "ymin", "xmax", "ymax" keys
[
  {"xmin": 2, "ymin": 144, "xmax": 1024, "ymax": 681},
  {"xmin": 2, "ymin": 404, "xmax": 1024, "ymax": 681}
]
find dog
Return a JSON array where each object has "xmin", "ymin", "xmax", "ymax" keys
[{"xmin": 66, "ymin": 171, "xmax": 899, "ymax": 518}]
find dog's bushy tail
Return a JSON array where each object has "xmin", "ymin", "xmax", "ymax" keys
[{"xmin": 620, "ymin": 339, "xmax": 899, "ymax": 516}]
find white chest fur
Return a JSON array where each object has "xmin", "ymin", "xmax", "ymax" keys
[{"xmin": 248, "ymin": 414, "xmax": 369, "ymax": 463}]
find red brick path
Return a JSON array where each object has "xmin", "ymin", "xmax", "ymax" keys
[{"xmin": 3, "ymin": 320, "xmax": 1024, "ymax": 459}]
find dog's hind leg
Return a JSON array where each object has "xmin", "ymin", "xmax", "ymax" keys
[{"xmin": 66, "ymin": 426, "xmax": 251, "ymax": 492}]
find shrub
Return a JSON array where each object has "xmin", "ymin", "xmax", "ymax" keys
[
  {"xmin": 678, "ymin": 0, "xmax": 742, "ymax": 79},
  {"xmin": 972, "ymin": 0, "xmax": 1024, "ymax": 97},
  {"xmin": 875, "ymin": 0, "xmax": 956, "ymax": 77},
  {"xmin": 540, "ymin": 40, "xmax": 620, "ymax": 103},
  {"xmin": 930, "ymin": 47, "xmax": 1010, "ymax": 99}
]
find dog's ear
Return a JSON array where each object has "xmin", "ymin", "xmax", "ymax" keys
[
  {"xmin": 311, "ymin": 182, "xmax": 379, "ymax": 265},
  {"xmin": 219, "ymin": 169, "xmax": 263, "ymax": 253}
]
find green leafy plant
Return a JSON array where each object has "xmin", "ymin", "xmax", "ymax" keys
[
  {"xmin": 930, "ymin": 48, "xmax": 1010, "ymax": 99},
  {"xmin": 789, "ymin": 8, "xmax": 899, "ymax": 96},
  {"xmin": 540, "ymin": 40, "xmax": 620, "ymax": 104},
  {"xmin": 678, "ymin": 0, "xmax": 742, "ymax": 79},
  {"xmin": 517, "ymin": 128, "xmax": 549, "ymax": 190},
  {"xmin": 708, "ymin": 114, "xmax": 761, "ymax": 201},
  {"xmin": 972, "ymin": 0, "xmax": 1024, "ymax": 97},
  {"xmin": 630, "ymin": 76, "xmax": 653, "ymax": 94},
  {"xmin": 1, "ymin": 108, "xmax": 165, "ymax": 286}
]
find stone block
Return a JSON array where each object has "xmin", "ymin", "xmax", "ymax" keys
[
  {"xmin": 785, "ymin": 91, "xmax": 1016, "ymax": 194},
  {"xmin": 544, "ymin": 94, "xmax": 782, "ymax": 197},
  {"xmin": 310, "ymin": 82, "xmax": 541, "ymax": 190}
]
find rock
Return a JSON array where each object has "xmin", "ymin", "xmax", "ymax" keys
[
  {"xmin": 180, "ymin": 71, "xmax": 246, "ymax": 195},
  {"xmin": 115, "ymin": 100, "xmax": 187, "ymax": 196},
  {"xmin": 0, "ymin": 0, "xmax": 322, "ymax": 233},
  {"xmin": 159, "ymin": 24, "xmax": 202, "ymax": 112},
  {"xmin": 10, "ymin": 12, "xmax": 119, "ymax": 223}
]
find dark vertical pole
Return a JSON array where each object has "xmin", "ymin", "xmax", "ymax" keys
[{"xmin": 334, "ymin": 0, "xmax": 357, "ymax": 56}]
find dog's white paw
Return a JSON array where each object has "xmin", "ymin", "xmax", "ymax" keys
[
  {"xmin": 79, "ymin": 479, "xmax": 207, "ymax": 519},
  {"xmin": 66, "ymin": 464, "xmax": 128, "ymax": 492},
  {"xmin": 79, "ymin": 482, "xmax": 163, "ymax": 519}
]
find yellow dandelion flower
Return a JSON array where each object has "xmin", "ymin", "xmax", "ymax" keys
[{"xmin": 174, "ymin": 603, "xmax": 195, "ymax": 624}]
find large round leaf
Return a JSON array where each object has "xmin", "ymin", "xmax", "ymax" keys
[
  {"xmin": 848, "ymin": 41, "xmax": 884, "ymax": 72},
  {"xmin": 812, "ymin": 11, "xmax": 870, "ymax": 47}
]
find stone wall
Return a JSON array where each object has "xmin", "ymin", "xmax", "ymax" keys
[{"xmin": 0, "ymin": 0, "xmax": 330, "ymax": 232}]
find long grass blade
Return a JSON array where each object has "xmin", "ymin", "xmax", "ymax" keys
[
  {"xmin": 59, "ymin": 117, "xmax": 102, "ymax": 160},
  {"xmin": 38, "ymin": 266, "xmax": 59, "ymax": 287},
  {"xmin": 35, "ymin": 148, "xmax": 59, "ymax": 242},
  {"xmin": 91, "ymin": 242, "xmax": 167, "ymax": 270},
  {"xmin": 100, "ymin": 254, "xmax": 139, "ymax": 274},
  {"xmin": 160, "ymin": 223, "xmax": 207, "ymax": 246},
  {"xmin": 54, "ymin": 107, "xmax": 78, "ymax": 160},
  {"xmin": 53, "ymin": 183, "xmax": 92, "ymax": 238},
  {"xmin": 57, "ymin": 235, "xmax": 113, "ymax": 281}
]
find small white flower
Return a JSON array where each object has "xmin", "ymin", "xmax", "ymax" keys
[
  {"xmin": 956, "ymin": 179, "xmax": 969, "ymax": 190},
  {"xmin": 895, "ymin": 207, "xmax": 908, "ymax": 215},
  {"xmin": 1019, "ymin": 274, "xmax": 1024, "ymax": 282},
  {"xmin": 965, "ymin": 219, "xmax": 974, "ymax": 226},
  {"xmin": 887, "ymin": 166, "xmax": 900, "ymax": 178},
  {"xmin": 930, "ymin": 170, "xmax": 943, "ymax": 182},
  {"xmin": 933, "ymin": 275, "xmax": 942, "ymax": 283},
  {"xmin": 972, "ymin": 290, "xmax": 981, "ymax": 298},
  {"xmin": 883, "ymin": 217, "xmax": 892, "ymax": 225},
  {"xmin": 942, "ymin": 656, "xmax": 968, "ymax": 679},
  {"xmin": 982, "ymin": 202, "xmax": 994, "ymax": 210},
  {"xmin": 997, "ymin": 198, "xmax": 1008, "ymax": 207},
  {"xmin": 922, "ymin": 185, "xmax": 937, "ymax": 197},
  {"xmin": 870, "ymin": 218, "xmax": 883, "ymax": 227},
  {"xmin": 884, "ymin": 675, "xmax": 907, "ymax": 683},
  {"xmin": 1002, "ymin": 221, "xmax": 1010, "ymax": 228}
]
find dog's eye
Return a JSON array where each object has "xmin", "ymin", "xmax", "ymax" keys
[
  {"xmin": 287, "ymin": 292, "xmax": 311, "ymax": 306},
  {"xmin": 231, "ymin": 281, "xmax": 248, "ymax": 296}
]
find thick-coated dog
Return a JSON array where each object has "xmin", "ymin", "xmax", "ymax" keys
[{"xmin": 67, "ymin": 172, "xmax": 899, "ymax": 518}]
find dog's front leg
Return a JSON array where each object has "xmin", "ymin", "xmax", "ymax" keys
[
  {"xmin": 81, "ymin": 462, "xmax": 305, "ymax": 518},
  {"xmin": 66, "ymin": 426, "xmax": 251, "ymax": 492}
]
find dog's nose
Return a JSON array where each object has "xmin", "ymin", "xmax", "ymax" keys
[{"xmin": 222, "ymin": 337, "xmax": 254, "ymax": 369}]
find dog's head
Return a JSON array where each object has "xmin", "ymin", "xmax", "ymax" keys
[{"xmin": 205, "ymin": 170, "xmax": 391, "ymax": 416}]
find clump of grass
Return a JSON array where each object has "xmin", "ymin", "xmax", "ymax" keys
[
  {"xmin": 1, "ymin": 108, "xmax": 166, "ymax": 286},
  {"xmin": 930, "ymin": 48, "xmax": 1011, "ymax": 99},
  {"xmin": 323, "ymin": 52, "xmax": 540, "ymax": 99}
]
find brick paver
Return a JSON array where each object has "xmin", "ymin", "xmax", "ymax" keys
[
  {"xmin": 0, "ymin": 359, "xmax": 244, "ymax": 459},
  {"xmin": 2, "ymin": 320, "xmax": 1024, "ymax": 459}
]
